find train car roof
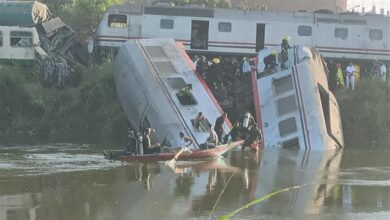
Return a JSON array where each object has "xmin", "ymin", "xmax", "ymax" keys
[
  {"xmin": 0, "ymin": 1, "xmax": 51, "ymax": 26},
  {"xmin": 144, "ymin": 6, "xmax": 214, "ymax": 17},
  {"xmin": 142, "ymin": 5, "xmax": 389, "ymax": 23}
]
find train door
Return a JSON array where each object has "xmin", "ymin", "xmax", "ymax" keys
[
  {"xmin": 191, "ymin": 20, "xmax": 209, "ymax": 50},
  {"xmin": 128, "ymin": 14, "xmax": 141, "ymax": 38},
  {"xmin": 256, "ymin": 23, "xmax": 265, "ymax": 52}
]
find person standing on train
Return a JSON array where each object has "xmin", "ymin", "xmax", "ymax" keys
[
  {"xmin": 281, "ymin": 36, "xmax": 291, "ymax": 70},
  {"xmin": 242, "ymin": 57, "xmax": 252, "ymax": 79},
  {"xmin": 345, "ymin": 62, "xmax": 356, "ymax": 91}
]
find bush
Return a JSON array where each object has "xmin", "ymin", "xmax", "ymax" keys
[{"xmin": 336, "ymin": 79, "xmax": 390, "ymax": 148}]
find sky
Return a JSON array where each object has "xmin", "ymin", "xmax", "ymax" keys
[{"xmin": 347, "ymin": 0, "xmax": 390, "ymax": 13}]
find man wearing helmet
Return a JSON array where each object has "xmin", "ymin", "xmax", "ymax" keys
[
  {"xmin": 281, "ymin": 36, "xmax": 291, "ymax": 69},
  {"xmin": 263, "ymin": 50, "xmax": 277, "ymax": 73}
]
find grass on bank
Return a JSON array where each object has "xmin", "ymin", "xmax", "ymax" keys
[
  {"xmin": 335, "ymin": 78, "xmax": 390, "ymax": 148},
  {"xmin": 0, "ymin": 62, "xmax": 127, "ymax": 145}
]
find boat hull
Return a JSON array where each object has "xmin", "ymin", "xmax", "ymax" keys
[{"xmin": 113, "ymin": 140, "xmax": 244, "ymax": 162}]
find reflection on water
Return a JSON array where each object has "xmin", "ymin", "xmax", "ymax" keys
[{"xmin": 0, "ymin": 145, "xmax": 389, "ymax": 220}]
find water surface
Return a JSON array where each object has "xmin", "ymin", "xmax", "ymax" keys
[{"xmin": 0, "ymin": 144, "xmax": 389, "ymax": 220}]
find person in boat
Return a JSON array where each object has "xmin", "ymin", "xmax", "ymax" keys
[
  {"xmin": 142, "ymin": 128, "xmax": 161, "ymax": 154},
  {"xmin": 242, "ymin": 123, "xmax": 263, "ymax": 151},
  {"xmin": 281, "ymin": 36, "xmax": 291, "ymax": 69},
  {"xmin": 126, "ymin": 129, "xmax": 138, "ymax": 154},
  {"xmin": 263, "ymin": 50, "xmax": 278, "ymax": 74},
  {"xmin": 194, "ymin": 111, "xmax": 205, "ymax": 130},
  {"xmin": 199, "ymin": 123, "xmax": 218, "ymax": 149},
  {"xmin": 224, "ymin": 120, "xmax": 241, "ymax": 143},
  {"xmin": 214, "ymin": 112, "xmax": 227, "ymax": 144},
  {"xmin": 177, "ymin": 131, "xmax": 195, "ymax": 149}
]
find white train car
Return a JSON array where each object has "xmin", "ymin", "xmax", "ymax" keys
[
  {"xmin": 95, "ymin": 3, "xmax": 390, "ymax": 61},
  {"xmin": 114, "ymin": 38, "xmax": 230, "ymax": 148},
  {"xmin": 0, "ymin": 26, "xmax": 40, "ymax": 61},
  {"xmin": 254, "ymin": 46, "xmax": 344, "ymax": 150}
]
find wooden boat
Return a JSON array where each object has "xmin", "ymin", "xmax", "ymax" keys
[{"xmin": 108, "ymin": 140, "xmax": 244, "ymax": 163}]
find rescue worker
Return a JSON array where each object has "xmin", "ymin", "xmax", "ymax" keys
[
  {"xmin": 336, "ymin": 63, "xmax": 345, "ymax": 89},
  {"xmin": 263, "ymin": 50, "xmax": 278, "ymax": 73},
  {"xmin": 345, "ymin": 62, "xmax": 356, "ymax": 91},
  {"xmin": 177, "ymin": 83, "xmax": 193, "ymax": 104},
  {"xmin": 281, "ymin": 36, "xmax": 291, "ymax": 69},
  {"xmin": 242, "ymin": 124, "xmax": 262, "ymax": 151},
  {"xmin": 43, "ymin": 55, "xmax": 55, "ymax": 88}
]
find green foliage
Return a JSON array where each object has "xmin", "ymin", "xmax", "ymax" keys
[
  {"xmin": 336, "ymin": 79, "xmax": 390, "ymax": 148},
  {"xmin": 0, "ymin": 62, "xmax": 127, "ymax": 145},
  {"xmin": 57, "ymin": 0, "xmax": 125, "ymax": 41}
]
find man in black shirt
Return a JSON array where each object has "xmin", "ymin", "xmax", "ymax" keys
[
  {"xmin": 214, "ymin": 112, "xmax": 227, "ymax": 144},
  {"xmin": 142, "ymin": 128, "xmax": 161, "ymax": 154}
]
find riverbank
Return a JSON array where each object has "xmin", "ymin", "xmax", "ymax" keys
[
  {"xmin": 335, "ymin": 78, "xmax": 390, "ymax": 148},
  {"xmin": 1, "ymin": 64, "xmax": 389, "ymax": 148},
  {"xmin": 0, "ymin": 63, "xmax": 127, "ymax": 145}
]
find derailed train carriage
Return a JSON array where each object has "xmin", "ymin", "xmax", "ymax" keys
[
  {"xmin": 95, "ymin": 3, "xmax": 390, "ymax": 62},
  {"xmin": 0, "ymin": 1, "xmax": 88, "ymax": 65},
  {"xmin": 114, "ymin": 38, "xmax": 344, "ymax": 151}
]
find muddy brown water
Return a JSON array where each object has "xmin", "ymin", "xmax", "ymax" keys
[{"xmin": 0, "ymin": 144, "xmax": 389, "ymax": 220}]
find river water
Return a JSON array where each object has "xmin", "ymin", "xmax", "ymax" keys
[{"xmin": 0, "ymin": 144, "xmax": 389, "ymax": 220}]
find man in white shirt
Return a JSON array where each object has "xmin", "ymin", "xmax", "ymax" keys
[
  {"xmin": 242, "ymin": 57, "xmax": 252, "ymax": 74},
  {"xmin": 177, "ymin": 131, "xmax": 195, "ymax": 149},
  {"xmin": 345, "ymin": 63, "xmax": 356, "ymax": 90},
  {"xmin": 380, "ymin": 62, "xmax": 387, "ymax": 81}
]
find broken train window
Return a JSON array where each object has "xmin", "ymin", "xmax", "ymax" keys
[
  {"xmin": 108, "ymin": 14, "xmax": 128, "ymax": 28},
  {"xmin": 10, "ymin": 31, "xmax": 33, "ymax": 48}
]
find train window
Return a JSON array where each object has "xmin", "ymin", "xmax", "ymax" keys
[
  {"xmin": 369, "ymin": 29, "xmax": 383, "ymax": 41},
  {"xmin": 166, "ymin": 77, "xmax": 187, "ymax": 90},
  {"xmin": 277, "ymin": 95, "xmax": 297, "ymax": 116},
  {"xmin": 334, "ymin": 28, "xmax": 348, "ymax": 39},
  {"xmin": 218, "ymin": 22, "xmax": 231, "ymax": 32},
  {"xmin": 282, "ymin": 137, "xmax": 300, "ymax": 150},
  {"xmin": 278, "ymin": 117, "xmax": 297, "ymax": 137},
  {"xmin": 160, "ymin": 19, "xmax": 174, "ymax": 29},
  {"xmin": 273, "ymin": 75, "xmax": 294, "ymax": 95},
  {"xmin": 0, "ymin": 31, "xmax": 2, "ymax": 47},
  {"xmin": 10, "ymin": 31, "xmax": 32, "ymax": 47},
  {"xmin": 298, "ymin": 26, "xmax": 312, "ymax": 36},
  {"xmin": 108, "ymin": 14, "xmax": 127, "ymax": 28}
]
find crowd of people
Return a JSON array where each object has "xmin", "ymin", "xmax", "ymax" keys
[
  {"xmin": 42, "ymin": 54, "xmax": 70, "ymax": 90},
  {"xmin": 116, "ymin": 111, "xmax": 263, "ymax": 157},
  {"xmin": 326, "ymin": 59, "xmax": 387, "ymax": 92}
]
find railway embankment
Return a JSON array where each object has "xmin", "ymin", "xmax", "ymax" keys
[
  {"xmin": 0, "ymin": 64, "xmax": 389, "ymax": 148},
  {"xmin": 0, "ymin": 63, "xmax": 127, "ymax": 145}
]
